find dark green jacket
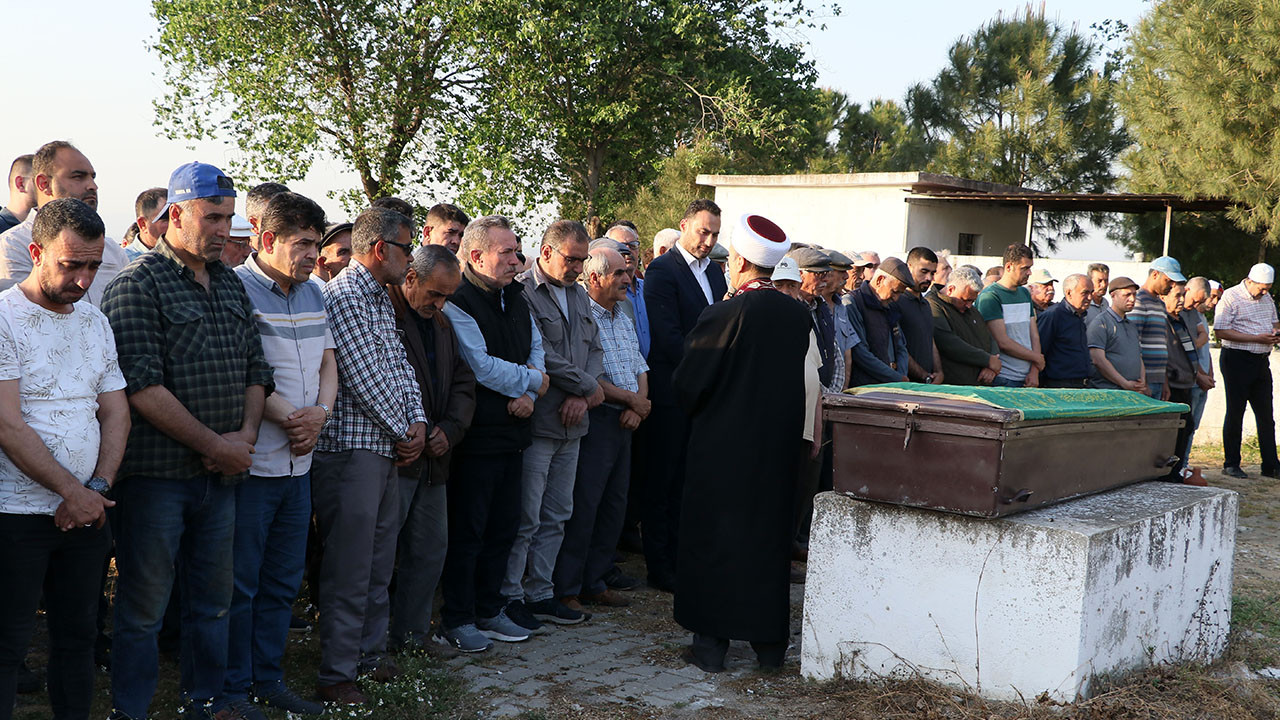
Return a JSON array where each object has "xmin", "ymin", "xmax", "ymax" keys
[{"xmin": 926, "ymin": 288, "xmax": 997, "ymax": 386}]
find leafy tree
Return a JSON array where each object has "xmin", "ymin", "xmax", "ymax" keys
[
  {"xmin": 908, "ymin": 7, "xmax": 1128, "ymax": 195},
  {"xmin": 613, "ymin": 138, "xmax": 731, "ymax": 250},
  {"xmin": 152, "ymin": 0, "xmax": 475, "ymax": 203},
  {"xmin": 1120, "ymin": 0, "xmax": 1280, "ymax": 252},
  {"xmin": 835, "ymin": 99, "xmax": 934, "ymax": 172},
  {"xmin": 449, "ymin": 0, "xmax": 826, "ymax": 223},
  {"xmin": 1113, "ymin": 212, "xmax": 1277, "ymax": 293}
]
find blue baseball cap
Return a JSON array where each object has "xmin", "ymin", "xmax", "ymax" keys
[
  {"xmin": 153, "ymin": 162, "xmax": 237, "ymax": 222},
  {"xmin": 1149, "ymin": 255, "xmax": 1186, "ymax": 283}
]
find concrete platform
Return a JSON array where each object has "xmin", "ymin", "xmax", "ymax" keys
[{"xmin": 801, "ymin": 483, "xmax": 1238, "ymax": 701}]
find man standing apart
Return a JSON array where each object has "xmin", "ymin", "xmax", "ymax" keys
[
  {"xmin": 507, "ymin": 221, "xmax": 604, "ymax": 627},
  {"xmin": 1036, "ymin": 274, "xmax": 1093, "ymax": 388},
  {"xmin": 976, "ymin": 244, "xmax": 1043, "ymax": 387},
  {"xmin": 1130, "ymin": 256, "xmax": 1185, "ymax": 400},
  {"xmin": 125, "ymin": 188, "xmax": 169, "ymax": 261},
  {"xmin": 439, "ymin": 216, "xmax": 548, "ymax": 651},
  {"xmin": 0, "ymin": 142, "xmax": 128, "ymax": 306},
  {"xmin": 672, "ymin": 213, "xmax": 808, "ymax": 672},
  {"xmin": 103, "ymin": 162, "xmax": 273, "ymax": 720},
  {"xmin": 311, "ymin": 207, "xmax": 427, "ymax": 703},
  {"xmin": 1213, "ymin": 263, "xmax": 1280, "ymax": 479},
  {"xmin": 641, "ymin": 199, "xmax": 726, "ymax": 591},
  {"xmin": 0, "ymin": 155, "xmax": 36, "ymax": 234},
  {"xmin": 386, "ymin": 245, "xmax": 475, "ymax": 651},
  {"xmin": 1087, "ymin": 277, "xmax": 1147, "ymax": 394},
  {"xmin": 0, "ymin": 199, "xmax": 126, "ymax": 720},
  {"xmin": 221, "ymin": 192, "xmax": 334, "ymax": 717},
  {"xmin": 554, "ymin": 247, "xmax": 649, "ymax": 609}
]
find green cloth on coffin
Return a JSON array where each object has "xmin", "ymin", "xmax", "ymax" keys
[{"xmin": 844, "ymin": 382, "xmax": 1190, "ymax": 421}]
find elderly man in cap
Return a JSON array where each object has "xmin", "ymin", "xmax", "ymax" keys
[
  {"xmin": 927, "ymin": 265, "xmax": 1000, "ymax": 386},
  {"xmin": 103, "ymin": 162, "xmax": 275, "ymax": 720},
  {"xmin": 310, "ymin": 222, "xmax": 352, "ymax": 288},
  {"xmin": 1214, "ymin": 263, "xmax": 1280, "ymax": 478},
  {"xmin": 976, "ymin": 244, "xmax": 1043, "ymax": 387},
  {"xmin": 672, "ymin": 213, "xmax": 809, "ymax": 673},
  {"xmin": 823, "ymin": 249, "xmax": 853, "ymax": 297},
  {"xmin": 1027, "ymin": 267, "xmax": 1057, "ymax": 312},
  {"xmin": 1036, "ymin": 273, "xmax": 1093, "ymax": 388},
  {"xmin": 859, "ymin": 251, "xmax": 880, "ymax": 285},
  {"xmin": 845, "ymin": 258, "xmax": 913, "ymax": 387},
  {"xmin": 1087, "ymin": 277, "xmax": 1147, "ymax": 394},
  {"xmin": 790, "ymin": 247, "xmax": 840, "ymax": 391},
  {"xmin": 1180, "ymin": 277, "xmax": 1217, "ymax": 459},
  {"xmin": 846, "ymin": 253, "xmax": 872, "ymax": 293},
  {"xmin": 219, "ymin": 214, "xmax": 254, "ymax": 268},
  {"xmin": 1130, "ymin": 256, "xmax": 1186, "ymax": 400},
  {"xmin": 897, "ymin": 247, "xmax": 944, "ymax": 384}
]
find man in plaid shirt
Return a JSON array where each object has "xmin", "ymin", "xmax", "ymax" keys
[
  {"xmin": 1214, "ymin": 263, "xmax": 1280, "ymax": 479},
  {"xmin": 311, "ymin": 207, "xmax": 428, "ymax": 705}
]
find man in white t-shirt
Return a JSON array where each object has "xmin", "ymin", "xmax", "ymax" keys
[{"xmin": 0, "ymin": 198, "xmax": 129, "ymax": 719}]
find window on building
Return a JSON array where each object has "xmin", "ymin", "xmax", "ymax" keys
[{"xmin": 958, "ymin": 233, "xmax": 980, "ymax": 255}]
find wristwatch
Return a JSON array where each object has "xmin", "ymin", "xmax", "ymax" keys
[
  {"xmin": 86, "ymin": 476, "xmax": 111, "ymax": 497},
  {"xmin": 317, "ymin": 403, "xmax": 332, "ymax": 423}
]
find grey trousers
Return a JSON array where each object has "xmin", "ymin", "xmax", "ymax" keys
[
  {"xmin": 503, "ymin": 436, "xmax": 580, "ymax": 603},
  {"xmin": 311, "ymin": 450, "xmax": 400, "ymax": 685},
  {"xmin": 389, "ymin": 480, "xmax": 448, "ymax": 646}
]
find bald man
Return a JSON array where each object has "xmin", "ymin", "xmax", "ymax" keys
[{"xmin": 1035, "ymin": 273, "xmax": 1093, "ymax": 388}]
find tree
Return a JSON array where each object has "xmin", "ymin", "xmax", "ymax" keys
[
  {"xmin": 1121, "ymin": 0, "xmax": 1280, "ymax": 253},
  {"xmin": 836, "ymin": 99, "xmax": 934, "ymax": 172},
  {"xmin": 152, "ymin": 0, "xmax": 476, "ymax": 203},
  {"xmin": 1113, "ymin": 212, "xmax": 1276, "ymax": 293},
  {"xmin": 613, "ymin": 138, "xmax": 731, "ymax": 250},
  {"xmin": 908, "ymin": 7, "xmax": 1128, "ymax": 195},
  {"xmin": 449, "ymin": 0, "xmax": 825, "ymax": 223}
]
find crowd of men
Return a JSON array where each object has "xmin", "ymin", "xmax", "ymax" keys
[{"xmin": 1, "ymin": 141, "xmax": 1277, "ymax": 720}]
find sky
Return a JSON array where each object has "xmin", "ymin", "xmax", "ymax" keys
[{"xmin": 3, "ymin": 0, "xmax": 1152, "ymax": 259}]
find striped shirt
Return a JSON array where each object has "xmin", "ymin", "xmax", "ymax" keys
[
  {"xmin": 317, "ymin": 261, "xmax": 427, "ymax": 458},
  {"xmin": 1128, "ymin": 288, "xmax": 1169, "ymax": 381},
  {"xmin": 236, "ymin": 255, "xmax": 336, "ymax": 477},
  {"xmin": 589, "ymin": 297, "xmax": 648, "ymax": 401},
  {"xmin": 1216, "ymin": 282, "xmax": 1279, "ymax": 354}
]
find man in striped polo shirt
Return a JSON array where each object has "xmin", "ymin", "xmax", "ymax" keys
[
  {"xmin": 222, "ymin": 192, "xmax": 334, "ymax": 718},
  {"xmin": 1130, "ymin": 256, "xmax": 1185, "ymax": 400}
]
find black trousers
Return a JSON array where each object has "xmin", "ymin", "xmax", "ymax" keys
[
  {"xmin": 0, "ymin": 514, "xmax": 110, "ymax": 720},
  {"xmin": 554, "ymin": 406, "xmax": 632, "ymax": 598},
  {"xmin": 1221, "ymin": 348, "xmax": 1279, "ymax": 471},
  {"xmin": 1164, "ymin": 386, "xmax": 1194, "ymax": 479},
  {"xmin": 1041, "ymin": 377, "xmax": 1088, "ymax": 389},
  {"xmin": 642, "ymin": 405, "xmax": 688, "ymax": 582},
  {"xmin": 440, "ymin": 450, "xmax": 523, "ymax": 629}
]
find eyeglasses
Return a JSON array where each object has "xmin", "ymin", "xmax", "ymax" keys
[
  {"xmin": 381, "ymin": 237, "xmax": 414, "ymax": 255},
  {"xmin": 552, "ymin": 245, "xmax": 589, "ymax": 265}
]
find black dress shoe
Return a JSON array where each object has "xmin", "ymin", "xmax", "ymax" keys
[
  {"xmin": 681, "ymin": 646, "xmax": 726, "ymax": 673},
  {"xmin": 647, "ymin": 573, "xmax": 676, "ymax": 593},
  {"xmin": 1261, "ymin": 467, "xmax": 1280, "ymax": 479},
  {"xmin": 603, "ymin": 566, "xmax": 641, "ymax": 590},
  {"xmin": 1223, "ymin": 466, "xmax": 1248, "ymax": 479}
]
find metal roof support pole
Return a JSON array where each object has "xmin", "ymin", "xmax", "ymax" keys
[
  {"xmin": 1162, "ymin": 204, "xmax": 1172, "ymax": 256},
  {"xmin": 1024, "ymin": 202, "xmax": 1034, "ymax": 246}
]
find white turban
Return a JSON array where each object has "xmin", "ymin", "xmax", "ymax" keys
[{"xmin": 731, "ymin": 214, "xmax": 791, "ymax": 268}]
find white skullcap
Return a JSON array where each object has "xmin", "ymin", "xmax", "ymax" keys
[
  {"xmin": 731, "ymin": 214, "xmax": 790, "ymax": 268},
  {"xmin": 1209, "ymin": 279, "xmax": 1222, "ymax": 291},
  {"xmin": 771, "ymin": 256, "xmax": 802, "ymax": 283},
  {"xmin": 230, "ymin": 213, "xmax": 253, "ymax": 238},
  {"xmin": 1248, "ymin": 263, "xmax": 1275, "ymax": 284}
]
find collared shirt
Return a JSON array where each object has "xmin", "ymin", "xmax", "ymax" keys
[
  {"xmin": 0, "ymin": 209, "xmax": 129, "ymax": 307},
  {"xmin": 1036, "ymin": 300, "xmax": 1091, "ymax": 381},
  {"xmin": 1182, "ymin": 307, "xmax": 1212, "ymax": 370},
  {"xmin": 443, "ymin": 300, "xmax": 546, "ymax": 401},
  {"xmin": 1084, "ymin": 297, "xmax": 1109, "ymax": 327},
  {"xmin": 125, "ymin": 235, "xmax": 153, "ymax": 261},
  {"xmin": 626, "ymin": 278, "xmax": 651, "ymax": 358},
  {"xmin": 1129, "ymin": 288, "xmax": 1170, "ymax": 379},
  {"xmin": 236, "ymin": 254, "xmax": 336, "ymax": 477},
  {"xmin": 316, "ymin": 260, "xmax": 427, "ymax": 458},
  {"xmin": 676, "ymin": 242, "xmax": 713, "ymax": 305},
  {"xmin": 589, "ymin": 297, "xmax": 648, "ymax": 402},
  {"xmin": 102, "ymin": 238, "xmax": 275, "ymax": 481},
  {"xmin": 0, "ymin": 287, "xmax": 126, "ymax": 514},
  {"xmin": 1216, "ymin": 282, "xmax": 1279, "ymax": 354},
  {"xmin": 0, "ymin": 207, "xmax": 20, "ymax": 235},
  {"xmin": 1087, "ymin": 307, "xmax": 1142, "ymax": 390}
]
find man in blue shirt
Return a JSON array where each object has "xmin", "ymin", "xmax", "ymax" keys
[{"xmin": 1036, "ymin": 273, "xmax": 1094, "ymax": 388}]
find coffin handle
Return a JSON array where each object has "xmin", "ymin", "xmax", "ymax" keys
[
  {"xmin": 900, "ymin": 403, "xmax": 919, "ymax": 450},
  {"xmin": 1157, "ymin": 455, "xmax": 1180, "ymax": 468},
  {"xmin": 1000, "ymin": 488, "xmax": 1034, "ymax": 505}
]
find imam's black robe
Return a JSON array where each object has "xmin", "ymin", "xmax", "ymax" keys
[{"xmin": 671, "ymin": 287, "xmax": 811, "ymax": 642}]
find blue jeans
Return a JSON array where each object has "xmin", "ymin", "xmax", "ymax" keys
[
  {"xmin": 223, "ymin": 474, "xmax": 311, "ymax": 700},
  {"xmin": 991, "ymin": 375, "xmax": 1024, "ymax": 388},
  {"xmin": 111, "ymin": 475, "xmax": 235, "ymax": 719},
  {"xmin": 1147, "ymin": 381, "xmax": 1165, "ymax": 401},
  {"xmin": 1184, "ymin": 385, "xmax": 1209, "ymax": 461},
  {"xmin": 505, "ymin": 437, "xmax": 580, "ymax": 603}
]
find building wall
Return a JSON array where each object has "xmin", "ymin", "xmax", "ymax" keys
[
  {"xmin": 905, "ymin": 202, "xmax": 1027, "ymax": 256},
  {"xmin": 951, "ymin": 255, "xmax": 1150, "ymax": 284},
  {"xmin": 710, "ymin": 184, "xmax": 910, "ymax": 258}
]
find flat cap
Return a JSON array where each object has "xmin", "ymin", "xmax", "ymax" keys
[
  {"xmin": 788, "ymin": 246, "xmax": 831, "ymax": 271},
  {"xmin": 320, "ymin": 222, "xmax": 353, "ymax": 248},
  {"xmin": 1107, "ymin": 276, "xmax": 1139, "ymax": 292},
  {"xmin": 826, "ymin": 250, "xmax": 855, "ymax": 271},
  {"xmin": 709, "ymin": 243, "xmax": 729, "ymax": 262},
  {"xmin": 590, "ymin": 237, "xmax": 628, "ymax": 254},
  {"xmin": 878, "ymin": 257, "xmax": 915, "ymax": 288}
]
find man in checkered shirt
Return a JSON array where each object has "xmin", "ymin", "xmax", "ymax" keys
[
  {"xmin": 1213, "ymin": 263, "xmax": 1280, "ymax": 479},
  {"xmin": 311, "ymin": 207, "xmax": 428, "ymax": 704}
]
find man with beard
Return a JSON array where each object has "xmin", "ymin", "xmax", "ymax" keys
[
  {"xmin": 672, "ymin": 213, "xmax": 809, "ymax": 673},
  {"xmin": 0, "ymin": 141, "xmax": 128, "ymax": 306},
  {"xmin": 897, "ymin": 247, "xmax": 943, "ymax": 384}
]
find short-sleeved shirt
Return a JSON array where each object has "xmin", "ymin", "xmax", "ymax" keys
[
  {"xmin": 1129, "ymin": 289, "xmax": 1169, "ymax": 380},
  {"xmin": 976, "ymin": 283, "xmax": 1034, "ymax": 383},
  {"xmin": 102, "ymin": 238, "xmax": 275, "ymax": 482},
  {"xmin": 0, "ymin": 210, "xmax": 129, "ymax": 307},
  {"xmin": 895, "ymin": 291, "xmax": 935, "ymax": 373},
  {"xmin": 1181, "ymin": 307, "xmax": 1212, "ymax": 369},
  {"xmin": 1216, "ymin": 282, "xmax": 1279, "ymax": 354},
  {"xmin": 590, "ymin": 297, "xmax": 648, "ymax": 403},
  {"xmin": 236, "ymin": 254, "xmax": 336, "ymax": 478},
  {"xmin": 0, "ymin": 287, "xmax": 126, "ymax": 514},
  {"xmin": 1087, "ymin": 307, "xmax": 1142, "ymax": 390}
]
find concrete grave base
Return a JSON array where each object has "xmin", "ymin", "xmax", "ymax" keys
[{"xmin": 801, "ymin": 483, "xmax": 1238, "ymax": 701}]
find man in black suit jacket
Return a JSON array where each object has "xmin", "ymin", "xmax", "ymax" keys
[{"xmin": 640, "ymin": 198, "xmax": 727, "ymax": 591}]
